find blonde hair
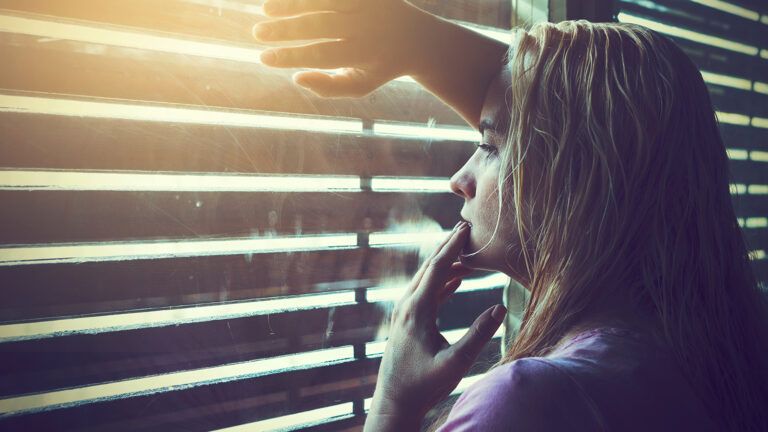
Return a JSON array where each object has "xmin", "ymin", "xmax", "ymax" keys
[{"xmin": 429, "ymin": 20, "xmax": 768, "ymax": 431}]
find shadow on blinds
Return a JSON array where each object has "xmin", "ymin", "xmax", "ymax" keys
[{"xmin": 1, "ymin": 0, "xmax": 764, "ymax": 430}]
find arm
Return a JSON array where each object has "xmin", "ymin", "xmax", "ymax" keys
[
  {"xmin": 408, "ymin": 7, "xmax": 509, "ymax": 128},
  {"xmin": 255, "ymin": 0, "xmax": 509, "ymax": 129}
]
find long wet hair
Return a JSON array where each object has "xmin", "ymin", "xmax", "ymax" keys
[{"xmin": 427, "ymin": 20, "xmax": 768, "ymax": 431}]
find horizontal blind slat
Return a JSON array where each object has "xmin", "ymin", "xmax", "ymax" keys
[
  {"xmin": 0, "ymin": 190, "xmax": 461, "ymax": 244},
  {"xmin": 0, "ymin": 0, "xmax": 511, "ymax": 42},
  {"xmin": 619, "ymin": 0, "xmax": 768, "ymax": 48},
  {"xmin": 0, "ymin": 114, "xmax": 475, "ymax": 176},
  {"xmin": 0, "ymin": 0, "xmax": 512, "ymax": 430},
  {"xmin": 0, "ymin": 288, "xmax": 504, "ymax": 397},
  {"xmin": 0, "ymin": 340, "xmax": 502, "ymax": 431},
  {"xmin": 0, "ymin": 30, "xmax": 464, "ymax": 125}
]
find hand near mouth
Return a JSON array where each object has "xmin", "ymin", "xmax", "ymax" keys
[{"xmin": 364, "ymin": 220, "xmax": 507, "ymax": 431}]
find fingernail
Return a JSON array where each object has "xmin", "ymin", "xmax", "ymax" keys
[
  {"xmin": 491, "ymin": 305, "xmax": 506, "ymax": 323},
  {"xmin": 254, "ymin": 24, "xmax": 271, "ymax": 40},
  {"xmin": 260, "ymin": 50, "xmax": 277, "ymax": 65}
]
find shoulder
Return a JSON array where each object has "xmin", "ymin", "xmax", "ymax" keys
[{"xmin": 437, "ymin": 358, "xmax": 602, "ymax": 431}]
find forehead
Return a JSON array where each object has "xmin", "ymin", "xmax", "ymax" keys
[{"xmin": 479, "ymin": 66, "xmax": 512, "ymax": 133}]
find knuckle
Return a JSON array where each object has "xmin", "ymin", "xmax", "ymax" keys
[{"xmin": 392, "ymin": 299, "xmax": 416, "ymax": 322}]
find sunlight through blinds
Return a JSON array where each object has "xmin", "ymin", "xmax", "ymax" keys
[
  {"xmin": 617, "ymin": 0, "xmax": 768, "ymax": 288},
  {"xmin": 0, "ymin": 0, "xmax": 511, "ymax": 430}
]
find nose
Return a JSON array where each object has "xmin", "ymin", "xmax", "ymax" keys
[{"xmin": 450, "ymin": 165, "xmax": 475, "ymax": 199}]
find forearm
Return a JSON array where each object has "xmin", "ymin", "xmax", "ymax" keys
[{"xmin": 406, "ymin": 5, "xmax": 509, "ymax": 129}]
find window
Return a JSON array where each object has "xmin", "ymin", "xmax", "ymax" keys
[
  {"xmin": 0, "ymin": 0, "xmax": 513, "ymax": 430},
  {"xmin": 613, "ymin": 0, "xmax": 768, "ymax": 288}
]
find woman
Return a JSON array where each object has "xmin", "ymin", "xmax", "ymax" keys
[{"xmin": 254, "ymin": 1, "xmax": 768, "ymax": 430}]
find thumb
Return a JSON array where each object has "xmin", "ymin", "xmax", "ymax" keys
[{"xmin": 449, "ymin": 305, "xmax": 506, "ymax": 367}]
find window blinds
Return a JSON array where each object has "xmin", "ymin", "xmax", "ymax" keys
[
  {"xmin": 0, "ymin": 0, "xmax": 512, "ymax": 430},
  {"xmin": 615, "ymin": 0, "xmax": 768, "ymax": 288}
]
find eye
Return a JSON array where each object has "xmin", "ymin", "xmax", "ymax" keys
[{"xmin": 476, "ymin": 142, "xmax": 498, "ymax": 156}]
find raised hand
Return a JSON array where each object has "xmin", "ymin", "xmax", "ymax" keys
[
  {"xmin": 253, "ymin": 0, "xmax": 437, "ymax": 97},
  {"xmin": 364, "ymin": 221, "xmax": 507, "ymax": 431}
]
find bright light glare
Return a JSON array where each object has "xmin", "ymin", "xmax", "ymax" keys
[
  {"xmin": 716, "ymin": 111, "xmax": 751, "ymax": 126},
  {"xmin": 368, "ymin": 231, "xmax": 449, "ymax": 248},
  {"xmin": 755, "ymin": 82, "xmax": 768, "ymax": 95},
  {"xmin": 185, "ymin": 0, "xmax": 264, "ymax": 16},
  {"xmin": 700, "ymin": 71, "xmax": 752, "ymax": 90},
  {"xmin": 457, "ymin": 273, "xmax": 512, "ymax": 291},
  {"xmin": 370, "ymin": 177, "xmax": 451, "ymax": 193},
  {"xmin": 442, "ymin": 326, "xmax": 504, "ymax": 344},
  {"xmin": 748, "ymin": 185, "xmax": 768, "ymax": 195},
  {"xmin": 751, "ymin": 151, "xmax": 768, "ymax": 162},
  {"xmin": 456, "ymin": 21, "xmax": 512, "ymax": 43},
  {"xmin": 0, "ymin": 94, "xmax": 363, "ymax": 134},
  {"xmin": 366, "ymin": 273, "xmax": 509, "ymax": 303},
  {"xmin": 752, "ymin": 117, "xmax": 768, "ymax": 129},
  {"xmin": 617, "ymin": 13, "xmax": 759, "ymax": 55},
  {"xmin": 745, "ymin": 217, "xmax": 768, "ymax": 228},
  {"xmin": 364, "ymin": 340, "xmax": 387, "ymax": 356},
  {"xmin": 690, "ymin": 0, "xmax": 760, "ymax": 20},
  {"xmin": 214, "ymin": 403, "xmax": 354, "ymax": 431},
  {"xmin": 0, "ymin": 14, "xmax": 265, "ymax": 63},
  {"xmin": 730, "ymin": 183, "xmax": 747, "ymax": 194},
  {"xmin": 726, "ymin": 148, "xmax": 749, "ymax": 160},
  {"xmin": 0, "ymin": 291, "xmax": 357, "ymax": 342},
  {"xmin": 365, "ymin": 284, "xmax": 408, "ymax": 303},
  {"xmin": 0, "ymin": 346, "xmax": 354, "ymax": 416},
  {"xmin": 0, "ymin": 170, "xmax": 360, "ymax": 192},
  {"xmin": 372, "ymin": 122, "xmax": 481, "ymax": 142},
  {"xmin": 749, "ymin": 250, "xmax": 766, "ymax": 260},
  {"xmin": 0, "ymin": 234, "xmax": 358, "ymax": 266}
]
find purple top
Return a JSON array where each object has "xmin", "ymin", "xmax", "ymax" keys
[{"xmin": 437, "ymin": 327, "xmax": 718, "ymax": 431}]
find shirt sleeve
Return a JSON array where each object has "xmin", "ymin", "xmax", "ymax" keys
[{"xmin": 435, "ymin": 358, "xmax": 602, "ymax": 431}]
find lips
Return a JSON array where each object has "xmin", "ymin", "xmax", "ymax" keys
[{"xmin": 459, "ymin": 215, "xmax": 473, "ymax": 228}]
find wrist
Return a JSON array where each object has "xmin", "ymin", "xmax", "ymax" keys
[
  {"xmin": 364, "ymin": 392, "xmax": 424, "ymax": 432},
  {"xmin": 363, "ymin": 411, "xmax": 422, "ymax": 432},
  {"xmin": 401, "ymin": 3, "xmax": 450, "ymax": 78},
  {"xmin": 400, "ymin": 4, "xmax": 508, "ymax": 127}
]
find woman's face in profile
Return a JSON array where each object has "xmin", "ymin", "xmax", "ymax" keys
[{"xmin": 450, "ymin": 67, "xmax": 526, "ymax": 282}]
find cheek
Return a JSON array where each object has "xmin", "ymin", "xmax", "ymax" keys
[
  {"xmin": 476, "ymin": 170, "xmax": 501, "ymax": 225},
  {"xmin": 468, "ymin": 172, "xmax": 502, "ymax": 251}
]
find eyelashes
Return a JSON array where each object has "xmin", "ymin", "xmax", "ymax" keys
[{"xmin": 476, "ymin": 143, "xmax": 498, "ymax": 157}]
